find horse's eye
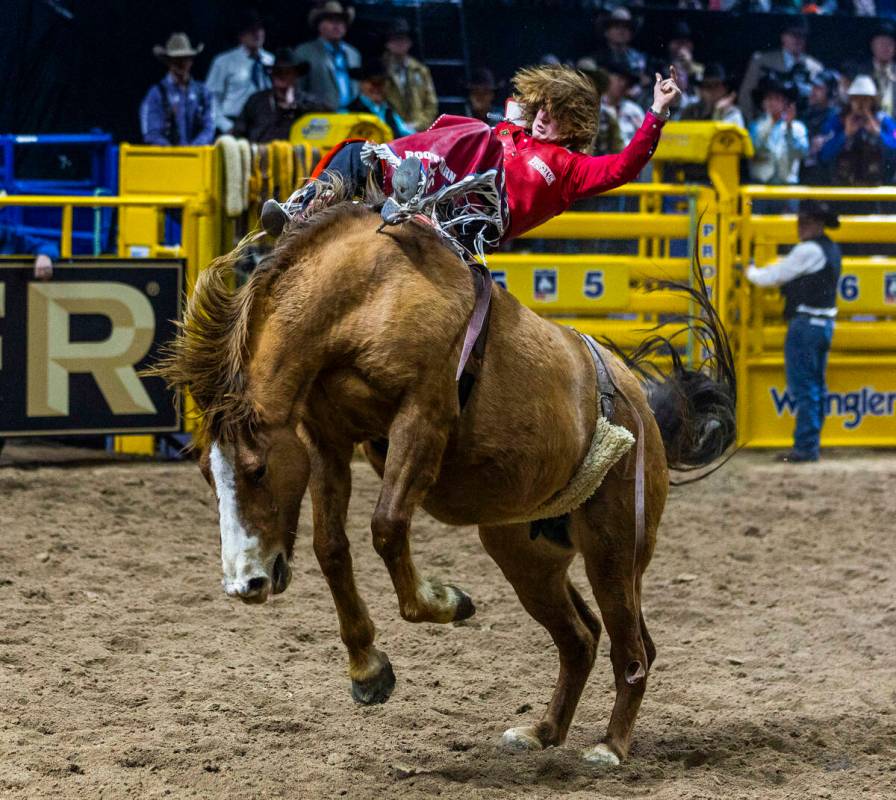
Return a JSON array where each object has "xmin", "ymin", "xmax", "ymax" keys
[{"xmin": 247, "ymin": 463, "xmax": 267, "ymax": 484}]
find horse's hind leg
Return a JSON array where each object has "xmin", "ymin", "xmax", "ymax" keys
[
  {"xmin": 575, "ymin": 493, "xmax": 658, "ymax": 765},
  {"xmin": 306, "ymin": 433, "xmax": 395, "ymax": 705},
  {"xmin": 371, "ymin": 405, "xmax": 473, "ymax": 624},
  {"xmin": 479, "ymin": 523, "xmax": 597, "ymax": 750}
]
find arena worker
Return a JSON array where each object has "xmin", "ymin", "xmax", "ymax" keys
[
  {"xmin": 260, "ymin": 63, "xmax": 681, "ymax": 248},
  {"xmin": 746, "ymin": 200, "xmax": 841, "ymax": 464}
]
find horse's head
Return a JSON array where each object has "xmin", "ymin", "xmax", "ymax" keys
[{"xmin": 200, "ymin": 424, "xmax": 310, "ymax": 604}]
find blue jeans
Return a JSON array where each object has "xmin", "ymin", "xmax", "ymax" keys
[{"xmin": 784, "ymin": 315, "xmax": 834, "ymax": 458}]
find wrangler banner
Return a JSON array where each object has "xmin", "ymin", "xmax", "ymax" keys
[{"xmin": 0, "ymin": 260, "xmax": 182, "ymax": 436}]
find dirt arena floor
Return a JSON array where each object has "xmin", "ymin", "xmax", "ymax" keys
[{"xmin": 1, "ymin": 442, "xmax": 894, "ymax": 799}]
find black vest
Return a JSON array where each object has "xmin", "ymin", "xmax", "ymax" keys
[{"xmin": 781, "ymin": 234, "xmax": 841, "ymax": 319}]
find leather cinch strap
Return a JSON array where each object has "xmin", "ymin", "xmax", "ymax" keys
[
  {"xmin": 456, "ymin": 262, "xmax": 493, "ymax": 410},
  {"xmin": 578, "ymin": 333, "xmax": 646, "ymax": 567}
]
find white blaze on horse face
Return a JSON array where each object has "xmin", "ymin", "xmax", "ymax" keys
[{"xmin": 210, "ymin": 442, "xmax": 267, "ymax": 596}]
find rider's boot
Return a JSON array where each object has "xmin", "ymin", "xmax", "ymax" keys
[
  {"xmin": 379, "ymin": 157, "xmax": 427, "ymax": 225},
  {"xmin": 391, "ymin": 156, "xmax": 426, "ymax": 203},
  {"xmin": 260, "ymin": 182, "xmax": 320, "ymax": 237}
]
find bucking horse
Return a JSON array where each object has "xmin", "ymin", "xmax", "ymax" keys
[{"xmin": 154, "ymin": 183, "xmax": 736, "ymax": 766}]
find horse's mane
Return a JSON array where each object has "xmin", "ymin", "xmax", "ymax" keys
[{"xmin": 150, "ymin": 176, "xmax": 365, "ymax": 444}]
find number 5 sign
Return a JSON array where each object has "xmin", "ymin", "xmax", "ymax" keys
[{"xmin": 583, "ymin": 270, "xmax": 605, "ymax": 299}]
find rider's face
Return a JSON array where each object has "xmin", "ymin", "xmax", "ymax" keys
[{"xmin": 532, "ymin": 108, "xmax": 561, "ymax": 142}]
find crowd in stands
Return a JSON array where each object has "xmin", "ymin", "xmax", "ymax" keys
[{"xmin": 135, "ymin": 2, "xmax": 896, "ymax": 192}]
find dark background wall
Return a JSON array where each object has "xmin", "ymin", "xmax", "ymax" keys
[{"xmin": 0, "ymin": 0, "xmax": 885, "ymax": 142}]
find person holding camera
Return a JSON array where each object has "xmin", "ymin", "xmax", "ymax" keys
[
  {"xmin": 819, "ymin": 75, "xmax": 896, "ymax": 187},
  {"xmin": 749, "ymin": 77, "xmax": 808, "ymax": 189}
]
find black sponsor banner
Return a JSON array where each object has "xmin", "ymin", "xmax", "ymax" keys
[{"xmin": 0, "ymin": 260, "xmax": 182, "ymax": 436}]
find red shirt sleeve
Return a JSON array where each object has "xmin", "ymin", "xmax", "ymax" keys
[{"xmin": 563, "ymin": 111, "xmax": 665, "ymax": 204}]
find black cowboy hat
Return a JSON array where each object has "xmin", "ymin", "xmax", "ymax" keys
[
  {"xmin": 810, "ymin": 68, "xmax": 840, "ymax": 96},
  {"xmin": 799, "ymin": 199, "xmax": 840, "ymax": 229},
  {"xmin": 598, "ymin": 55, "xmax": 640, "ymax": 85},
  {"xmin": 870, "ymin": 20, "xmax": 896, "ymax": 42},
  {"xmin": 386, "ymin": 17, "xmax": 413, "ymax": 40},
  {"xmin": 696, "ymin": 62, "xmax": 734, "ymax": 89},
  {"xmin": 782, "ymin": 16, "xmax": 810, "ymax": 38},
  {"xmin": 754, "ymin": 73, "xmax": 799, "ymax": 105},
  {"xmin": 237, "ymin": 8, "xmax": 264, "ymax": 34},
  {"xmin": 350, "ymin": 57, "xmax": 388, "ymax": 83},
  {"xmin": 464, "ymin": 67, "xmax": 503, "ymax": 91},
  {"xmin": 669, "ymin": 20, "xmax": 693, "ymax": 42},
  {"xmin": 267, "ymin": 48, "xmax": 310, "ymax": 77}
]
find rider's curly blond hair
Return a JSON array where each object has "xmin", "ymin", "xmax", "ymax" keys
[{"xmin": 511, "ymin": 64, "xmax": 600, "ymax": 154}]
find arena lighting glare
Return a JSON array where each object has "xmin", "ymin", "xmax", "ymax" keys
[{"xmin": 40, "ymin": 0, "xmax": 74, "ymax": 20}]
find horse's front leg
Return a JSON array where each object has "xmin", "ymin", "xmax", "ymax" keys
[
  {"xmin": 307, "ymin": 434, "xmax": 395, "ymax": 705},
  {"xmin": 370, "ymin": 406, "xmax": 475, "ymax": 624}
]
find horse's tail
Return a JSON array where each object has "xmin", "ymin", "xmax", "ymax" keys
[{"xmin": 604, "ymin": 263, "xmax": 737, "ymax": 473}]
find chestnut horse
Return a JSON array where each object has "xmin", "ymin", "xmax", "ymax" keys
[{"xmin": 155, "ymin": 191, "xmax": 735, "ymax": 765}]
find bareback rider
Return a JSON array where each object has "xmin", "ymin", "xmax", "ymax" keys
[{"xmin": 261, "ymin": 63, "xmax": 681, "ymax": 248}]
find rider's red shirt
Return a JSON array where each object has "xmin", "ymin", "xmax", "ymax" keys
[
  {"xmin": 381, "ymin": 111, "xmax": 665, "ymax": 244},
  {"xmin": 494, "ymin": 112, "xmax": 665, "ymax": 240}
]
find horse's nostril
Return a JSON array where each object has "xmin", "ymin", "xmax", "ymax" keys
[{"xmin": 246, "ymin": 576, "xmax": 268, "ymax": 594}]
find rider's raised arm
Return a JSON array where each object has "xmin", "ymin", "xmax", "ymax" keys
[
  {"xmin": 564, "ymin": 112, "xmax": 665, "ymax": 202},
  {"xmin": 564, "ymin": 67, "xmax": 681, "ymax": 204}
]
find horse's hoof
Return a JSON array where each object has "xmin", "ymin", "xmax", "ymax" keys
[
  {"xmin": 449, "ymin": 586, "xmax": 476, "ymax": 621},
  {"xmin": 351, "ymin": 659, "xmax": 396, "ymax": 705},
  {"xmin": 501, "ymin": 726, "xmax": 543, "ymax": 752},
  {"xmin": 583, "ymin": 743, "xmax": 621, "ymax": 767}
]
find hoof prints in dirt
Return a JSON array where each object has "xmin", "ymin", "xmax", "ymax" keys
[{"xmin": 0, "ymin": 453, "xmax": 894, "ymax": 798}]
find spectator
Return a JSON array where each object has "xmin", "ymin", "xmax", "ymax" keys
[
  {"xmin": 205, "ymin": 10, "xmax": 274, "ymax": 136},
  {"xmin": 749, "ymin": 78, "xmax": 808, "ymax": 188},
  {"xmin": 140, "ymin": 33, "xmax": 214, "ymax": 146},
  {"xmin": 739, "ymin": 17, "xmax": 823, "ymax": 121},
  {"xmin": 294, "ymin": 2, "xmax": 361, "ymax": 112},
  {"xmin": 819, "ymin": 75, "xmax": 896, "ymax": 186},
  {"xmin": 464, "ymin": 68, "xmax": 503, "ymax": 125},
  {"xmin": 381, "ymin": 18, "xmax": 438, "ymax": 133},
  {"xmin": 576, "ymin": 58, "xmax": 624, "ymax": 154},
  {"xmin": 232, "ymin": 50, "xmax": 331, "ymax": 143},
  {"xmin": 0, "ymin": 211, "xmax": 57, "ymax": 279},
  {"xmin": 745, "ymin": 201, "xmax": 841, "ymax": 464},
  {"xmin": 665, "ymin": 20, "xmax": 702, "ymax": 112},
  {"xmin": 864, "ymin": 22, "xmax": 896, "ymax": 117},
  {"xmin": 679, "ymin": 63, "xmax": 745, "ymax": 128},
  {"xmin": 347, "ymin": 59, "xmax": 414, "ymax": 137},
  {"xmin": 599, "ymin": 58, "xmax": 644, "ymax": 146},
  {"xmin": 588, "ymin": 7, "xmax": 646, "ymax": 78},
  {"xmin": 800, "ymin": 70, "xmax": 840, "ymax": 185}
]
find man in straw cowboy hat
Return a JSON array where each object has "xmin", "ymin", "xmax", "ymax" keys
[
  {"xmin": 261, "ymin": 63, "xmax": 681, "ymax": 253},
  {"xmin": 746, "ymin": 200, "xmax": 842, "ymax": 463},
  {"xmin": 294, "ymin": 2, "xmax": 361, "ymax": 112},
  {"xmin": 140, "ymin": 32, "xmax": 214, "ymax": 146}
]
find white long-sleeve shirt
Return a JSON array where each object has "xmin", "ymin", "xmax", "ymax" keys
[
  {"xmin": 746, "ymin": 240, "xmax": 838, "ymax": 317},
  {"xmin": 205, "ymin": 46, "xmax": 274, "ymax": 133}
]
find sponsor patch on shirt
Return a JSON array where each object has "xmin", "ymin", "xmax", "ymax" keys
[{"xmin": 527, "ymin": 155, "xmax": 555, "ymax": 185}]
